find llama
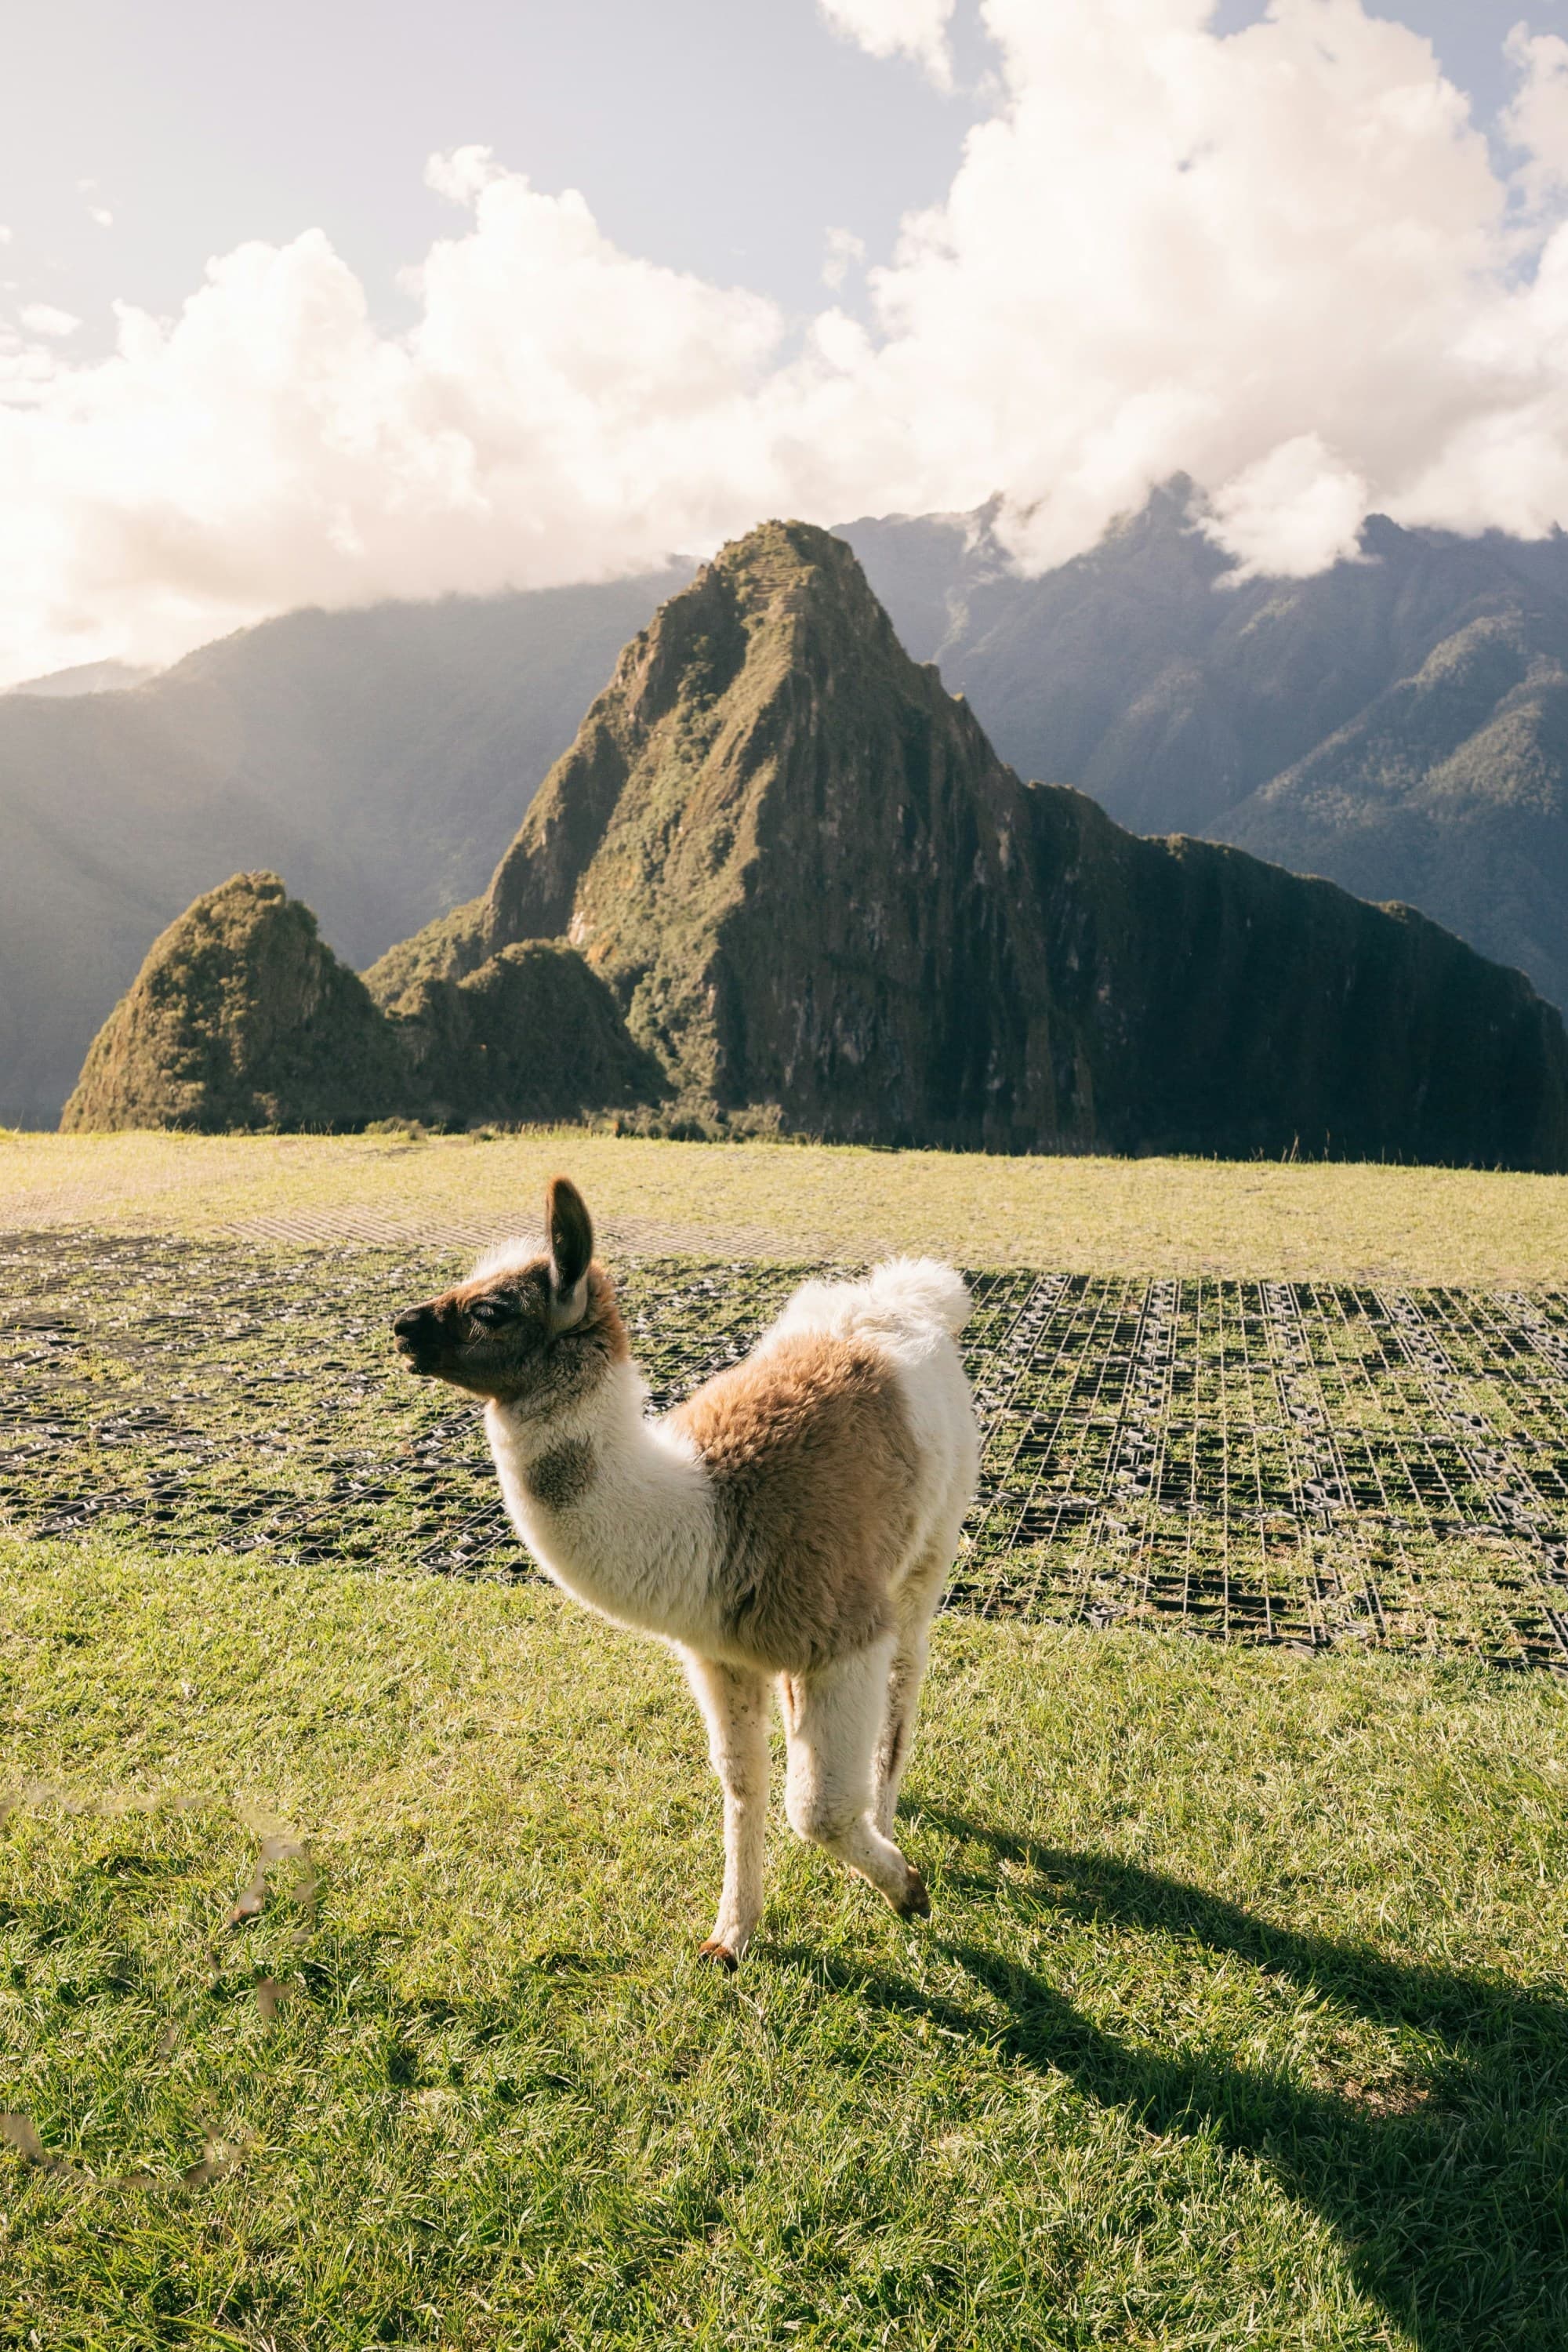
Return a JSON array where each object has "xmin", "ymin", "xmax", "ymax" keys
[{"xmin": 391, "ymin": 1177, "xmax": 978, "ymax": 1966}]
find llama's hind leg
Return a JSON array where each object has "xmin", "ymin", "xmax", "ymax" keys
[
  {"xmin": 679, "ymin": 1650, "xmax": 771, "ymax": 1969},
  {"xmin": 873, "ymin": 1532, "xmax": 959, "ymax": 1839},
  {"xmin": 782, "ymin": 1641, "xmax": 930, "ymax": 1918}
]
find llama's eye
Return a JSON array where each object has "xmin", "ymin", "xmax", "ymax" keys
[{"xmin": 470, "ymin": 1298, "xmax": 513, "ymax": 1328}]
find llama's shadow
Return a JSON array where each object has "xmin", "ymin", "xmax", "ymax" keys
[{"xmin": 774, "ymin": 1813, "xmax": 1568, "ymax": 2350}]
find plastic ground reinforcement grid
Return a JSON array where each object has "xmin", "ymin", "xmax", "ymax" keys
[{"xmin": 5, "ymin": 1231, "xmax": 1568, "ymax": 1669}]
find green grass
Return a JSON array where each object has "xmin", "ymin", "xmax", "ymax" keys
[
  {"xmin": 7, "ymin": 1128, "xmax": 1568, "ymax": 1279},
  {"xmin": 8, "ymin": 1148, "xmax": 1568, "ymax": 2344},
  {"xmin": 3, "ymin": 1540, "xmax": 1567, "ymax": 2349}
]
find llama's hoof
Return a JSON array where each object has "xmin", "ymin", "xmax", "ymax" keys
[
  {"xmin": 698, "ymin": 1938, "xmax": 739, "ymax": 1973},
  {"xmin": 895, "ymin": 1869, "xmax": 931, "ymax": 1920}
]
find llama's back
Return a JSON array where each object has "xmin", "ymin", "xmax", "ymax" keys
[
  {"xmin": 670, "ymin": 1258, "xmax": 978, "ymax": 1668},
  {"xmin": 763, "ymin": 1258, "xmax": 978, "ymax": 1554}
]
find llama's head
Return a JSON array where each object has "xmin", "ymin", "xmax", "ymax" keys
[{"xmin": 391, "ymin": 1175, "xmax": 626, "ymax": 1412}]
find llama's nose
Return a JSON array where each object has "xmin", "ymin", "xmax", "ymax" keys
[{"xmin": 393, "ymin": 1305, "xmax": 434, "ymax": 1341}]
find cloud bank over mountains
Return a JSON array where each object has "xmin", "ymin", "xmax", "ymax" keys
[{"xmin": 5, "ymin": 0, "xmax": 1568, "ymax": 684}]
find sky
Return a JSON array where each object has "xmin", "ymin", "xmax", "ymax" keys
[{"xmin": 2, "ymin": 0, "xmax": 1566, "ymax": 684}]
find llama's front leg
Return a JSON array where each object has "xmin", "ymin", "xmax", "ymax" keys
[
  {"xmin": 678, "ymin": 1650, "xmax": 771, "ymax": 1969},
  {"xmin": 782, "ymin": 1640, "xmax": 930, "ymax": 1918}
]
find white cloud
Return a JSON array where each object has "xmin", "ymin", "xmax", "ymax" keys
[
  {"xmin": 1203, "ymin": 435, "xmax": 1371, "ymax": 579},
  {"xmin": 18, "ymin": 303, "xmax": 82, "ymax": 338},
  {"xmin": 822, "ymin": 226, "xmax": 867, "ymax": 291},
  {"xmin": 818, "ymin": 0, "xmax": 956, "ymax": 89},
  {"xmin": 1504, "ymin": 21, "xmax": 1568, "ymax": 207},
  {"xmin": 0, "ymin": 227, "xmax": 12, "ymax": 247},
  {"xmin": 76, "ymin": 177, "xmax": 114, "ymax": 228},
  {"xmin": 12, "ymin": 2, "xmax": 1568, "ymax": 681}
]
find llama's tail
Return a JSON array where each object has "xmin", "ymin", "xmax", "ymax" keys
[{"xmin": 865, "ymin": 1257, "xmax": 971, "ymax": 1341}]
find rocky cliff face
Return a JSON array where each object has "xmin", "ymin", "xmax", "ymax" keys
[
  {"xmin": 368, "ymin": 525, "xmax": 1058, "ymax": 1141},
  {"xmin": 1022, "ymin": 790, "xmax": 1568, "ymax": 1167},
  {"xmin": 371, "ymin": 521, "xmax": 1568, "ymax": 1168}
]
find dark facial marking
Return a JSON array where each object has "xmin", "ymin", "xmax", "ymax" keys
[
  {"xmin": 525, "ymin": 1436, "xmax": 597, "ymax": 1511},
  {"xmin": 469, "ymin": 1294, "xmax": 521, "ymax": 1329}
]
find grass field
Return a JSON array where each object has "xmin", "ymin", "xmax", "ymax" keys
[
  {"xmin": 5, "ymin": 1544, "xmax": 1567, "ymax": 2350},
  {"xmin": 5, "ymin": 1138, "xmax": 1568, "ymax": 2347}
]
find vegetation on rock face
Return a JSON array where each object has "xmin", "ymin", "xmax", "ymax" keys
[
  {"xmin": 394, "ymin": 941, "xmax": 666, "ymax": 1126},
  {"xmin": 362, "ymin": 895, "xmax": 488, "ymax": 1012},
  {"xmin": 60, "ymin": 873, "xmax": 411, "ymax": 1134},
  {"xmin": 381, "ymin": 519, "xmax": 1568, "ymax": 1167}
]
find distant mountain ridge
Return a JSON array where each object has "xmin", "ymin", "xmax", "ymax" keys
[
  {"xmin": 0, "ymin": 569, "xmax": 686, "ymax": 1124},
  {"xmin": 7, "ymin": 659, "xmax": 158, "ymax": 698},
  {"xmin": 837, "ymin": 489, "xmax": 1568, "ymax": 1014}
]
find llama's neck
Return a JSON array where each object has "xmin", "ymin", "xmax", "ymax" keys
[{"xmin": 485, "ymin": 1359, "xmax": 718, "ymax": 1645}]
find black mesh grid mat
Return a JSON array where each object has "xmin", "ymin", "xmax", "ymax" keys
[{"xmin": 5, "ymin": 1233, "xmax": 1568, "ymax": 1669}]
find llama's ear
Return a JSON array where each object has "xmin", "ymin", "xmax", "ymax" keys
[{"xmin": 546, "ymin": 1176, "xmax": 593, "ymax": 1330}]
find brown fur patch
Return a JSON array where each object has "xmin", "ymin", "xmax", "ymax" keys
[
  {"xmin": 393, "ymin": 1258, "xmax": 628, "ymax": 1414},
  {"xmin": 526, "ymin": 1436, "xmax": 597, "ymax": 1511},
  {"xmin": 672, "ymin": 1334, "xmax": 920, "ymax": 1673}
]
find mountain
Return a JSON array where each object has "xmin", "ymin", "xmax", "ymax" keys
[
  {"xmin": 7, "ymin": 659, "xmax": 158, "ymax": 698},
  {"xmin": 365, "ymin": 521, "xmax": 1568, "ymax": 1168},
  {"xmin": 62, "ymin": 873, "xmax": 412, "ymax": 1133},
  {"xmin": 0, "ymin": 568, "xmax": 688, "ymax": 1125},
  {"xmin": 24, "ymin": 487, "xmax": 1568, "ymax": 1134},
  {"xmin": 392, "ymin": 939, "xmax": 665, "ymax": 1127},
  {"xmin": 64, "ymin": 873, "xmax": 662, "ymax": 1134},
  {"xmin": 836, "ymin": 492, "xmax": 1568, "ymax": 1013}
]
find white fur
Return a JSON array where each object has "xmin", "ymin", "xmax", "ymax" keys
[
  {"xmin": 767, "ymin": 1255, "xmax": 971, "ymax": 1358},
  {"xmin": 487, "ymin": 1360, "xmax": 724, "ymax": 1650},
  {"xmin": 485, "ymin": 1256, "xmax": 979, "ymax": 1961},
  {"xmin": 468, "ymin": 1233, "xmax": 545, "ymax": 1286}
]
